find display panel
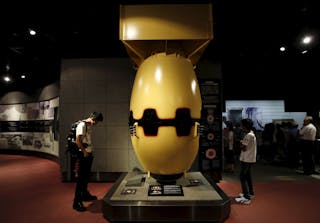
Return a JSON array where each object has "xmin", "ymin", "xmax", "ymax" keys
[
  {"xmin": 0, "ymin": 97, "xmax": 59, "ymax": 156},
  {"xmin": 198, "ymin": 79, "xmax": 222, "ymax": 182}
]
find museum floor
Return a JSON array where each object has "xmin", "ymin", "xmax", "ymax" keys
[{"xmin": 1, "ymin": 154, "xmax": 320, "ymax": 223}]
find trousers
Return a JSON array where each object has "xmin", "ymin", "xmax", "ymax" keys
[
  {"xmin": 239, "ymin": 161, "xmax": 254, "ymax": 199},
  {"xmin": 74, "ymin": 153, "xmax": 93, "ymax": 201}
]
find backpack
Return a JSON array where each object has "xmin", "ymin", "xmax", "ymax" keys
[{"xmin": 66, "ymin": 120, "xmax": 83, "ymax": 155}]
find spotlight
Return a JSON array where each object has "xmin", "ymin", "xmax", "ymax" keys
[
  {"xmin": 3, "ymin": 76, "xmax": 11, "ymax": 82},
  {"xmin": 29, "ymin": 29, "xmax": 37, "ymax": 36}
]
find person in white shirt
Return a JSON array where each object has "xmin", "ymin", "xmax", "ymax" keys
[
  {"xmin": 299, "ymin": 116, "xmax": 317, "ymax": 175},
  {"xmin": 235, "ymin": 118, "xmax": 257, "ymax": 205},
  {"xmin": 73, "ymin": 112, "xmax": 103, "ymax": 212}
]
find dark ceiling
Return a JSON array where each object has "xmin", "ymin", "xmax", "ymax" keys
[{"xmin": 0, "ymin": 0, "xmax": 319, "ymax": 111}]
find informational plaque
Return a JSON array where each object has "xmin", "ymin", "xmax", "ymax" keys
[{"xmin": 148, "ymin": 185, "xmax": 184, "ymax": 196}]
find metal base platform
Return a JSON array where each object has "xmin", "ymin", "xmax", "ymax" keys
[{"xmin": 102, "ymin": 171, "xmax": 231, "ymax": 222}]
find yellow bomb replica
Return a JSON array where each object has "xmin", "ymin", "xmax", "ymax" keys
[{"xmin": 129, "ymin": 53, "xmax": 202, "ymax": 183}]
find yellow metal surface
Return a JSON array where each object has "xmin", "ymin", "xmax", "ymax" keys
[
  {"xmin": 122, "ymin": 39, "xmax": 211, "ymax": 67},
  {"xmin": 120, "ymin": 4, "xmax": 213, "ymax": 40},
  {"xmin": 131, "ymin": 126, "xmax": 199, "ymax": 175},
  {"xmin": 130, "ymin": 53, "xmax": 201, "ymax": 119},
  {"xmin": 130, "ymin": 53, "xmax": 201, "ymax": 175},
  {"xmin": 119, "ymin": 4, "xmax": 213, "ymax": 67},
  {"xmin": 121, "ymin": 4, "xmax": 213, "ymax": 177}
]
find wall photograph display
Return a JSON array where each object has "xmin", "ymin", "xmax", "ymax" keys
[
  {"xmin": 0, "ymin": 99, "xmax": 56, "ymax": 121},
  {"xmin": 0, "ymin": 97, "xmax": 59, "ymax": 156},
  {"xmin": 224, "ymin": 100, "xmax": 306, "ymax": 130}
]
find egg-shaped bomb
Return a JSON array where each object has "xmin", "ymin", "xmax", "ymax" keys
[{"xmin": 129, "ymin": 53, "xmax": 202, "ymax": 183}]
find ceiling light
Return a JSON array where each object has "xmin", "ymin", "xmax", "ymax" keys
[
  {"xmin": 302, "ymin": 50, "xmax": 308, "ymax": 54},
  {"xmin": 3, "ymin": 76, "xmax": 11, "ymax": 82},
  {"xmin": 29, "ymin": 29, "xmax": 36, "ymax": 36},
  {"xmin": 302, "ymin": 36, "xmax": 312, "ymax": 44},
  {"xmin": 280, "ymin": 46, "xmax": 286, "ymax": 52},
  {"xmin": 5, "ymin": 64, "xmax": 10, "ymax": 71},
  {"xmin": 21, "ymin": 75, "xmax": 26, "ymax": 79}
]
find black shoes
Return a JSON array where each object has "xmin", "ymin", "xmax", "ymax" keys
[
  {"xmin": 82, "ymin": 194, "xmax": 97, "ymax": 201},
  {"xmin": 73, "ymin": 200, "xmax": 86, "ymax": 212},
  {"xmin": 73, "ymin": 192, "xmax": 97, "ymax": 211}
]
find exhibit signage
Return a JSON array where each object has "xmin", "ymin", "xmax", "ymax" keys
[{"xmin": 148, "ymin": 185, "xmax": 184, "ymax": 196}]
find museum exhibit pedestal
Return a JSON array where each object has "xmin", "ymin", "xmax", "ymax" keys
[{"xmin": 102, "ymin": 171, "xmax": 231, "ymax": 223}]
